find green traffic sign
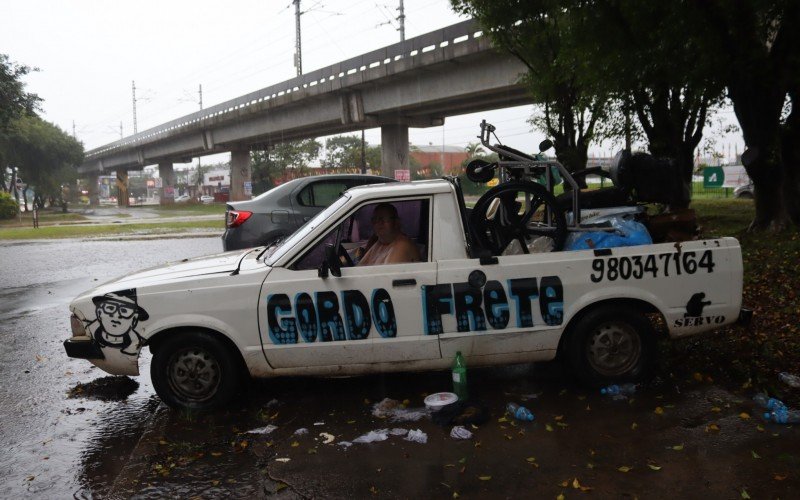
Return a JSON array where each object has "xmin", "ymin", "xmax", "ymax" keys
[{"xmin": 703, "ymin": 167, "xmax": 724, "ymax": 188}]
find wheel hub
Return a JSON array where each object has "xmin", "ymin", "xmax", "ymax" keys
[
  {"xmin": 168, "ymin": 348, "xmax": 221, "ymax": 402},
  {"xmin": 587, "ymin": 321, "xmax": 642, "ymax": 377}
]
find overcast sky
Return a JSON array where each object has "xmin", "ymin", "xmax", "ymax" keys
[{"xmin": 3, "ymin": 0, "xmax": 743, "ymax": 166}]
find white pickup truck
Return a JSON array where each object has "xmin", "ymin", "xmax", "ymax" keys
[{"xmin": 64, "ymin": 179, "xmax": 746, "ymax": 410}]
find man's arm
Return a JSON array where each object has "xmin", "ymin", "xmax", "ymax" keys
[{"xmin": 386, "ymin": 237, "xmax": 421, "ymax": 264}]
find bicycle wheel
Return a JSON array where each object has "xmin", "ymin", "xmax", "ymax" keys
[{"xmin": 470, "ymin": 181, "xmax": 567, "ymax": 255}]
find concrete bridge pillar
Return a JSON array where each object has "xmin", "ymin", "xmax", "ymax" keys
[
  {"xmin": 158, "ymin": 162, "xmax": 175, "ymax": 205},
  {"xmin": 86, "ymin": 173, "xmax": 99, "ymax": 206},
  {"xmin": 229, "ymin": 149, "xmax": 252, "ymax": 201},
  {"xmin": 380, "ymin": 124, "xmax": 409, "ymax": 178},
  {"xmin": 116, "ymin": 169, "xmax": 129, "ymax": 207}
]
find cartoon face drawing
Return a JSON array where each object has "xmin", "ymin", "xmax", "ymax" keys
[{"xmin": 89, "ymin": 289, "xmax": 149, "ymax": 355}]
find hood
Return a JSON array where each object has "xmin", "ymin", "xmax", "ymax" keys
[{"xmin": 96, "ymin": 249, "xmax": 259, "ymax": 290}]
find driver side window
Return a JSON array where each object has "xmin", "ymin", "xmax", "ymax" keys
[{"xmin": 291, "ymin": 198, "xmax": 429, "ymax": 271}]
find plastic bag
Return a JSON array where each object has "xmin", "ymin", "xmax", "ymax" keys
[
  {"xmin": 405, "ymin": 429, "xmax": 428, "ymax": 443},
  {"xmin": 565, "ymin": 216, "xmax": 652, "ymax": 251}
]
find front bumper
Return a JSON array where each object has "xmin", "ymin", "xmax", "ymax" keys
[{"xmin": 64, "ymin": 338, "xmax": 105, "ymax": 360}]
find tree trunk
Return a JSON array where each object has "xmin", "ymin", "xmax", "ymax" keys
[
  {"xmin": 780, "ymin": 88, "xmax": 800, "ymax": 226},
  {"xmin": 728, "ymin": 71, "xmax": 789, "ymax": 230}
]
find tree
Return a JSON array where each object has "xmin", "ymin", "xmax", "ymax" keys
[
  {"xmin": 0, "ymin": 54, "xmax": 40, "ymax": 133},
  {"xmin": 1, "ymin": 114, "xmax": 83, "ymax": 209},
  {"xmin": 250, "ymin": 139, "xmax": 321, "ymax": 195},
  {"xmin": 322, "ymin": 135, "xmax": 363, "ymax": 171},
  {"xmin": 451, "ymin": 1, "xmax": 609, "ymax": 178},
  {"xmin": 464, "ymin": 142, "xmax": 485, "ymax": 158},
  {"xmin": 686, "ymin": 0, "xmax": 800, "ymax": 229}
]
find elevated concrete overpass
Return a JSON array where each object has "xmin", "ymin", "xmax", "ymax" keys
[{"xmin": 79, "ymin": 19, "xmax": 530, "ymax": 205}]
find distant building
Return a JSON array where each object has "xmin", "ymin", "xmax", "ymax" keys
[{"xmin": 411, "ymin": 145, "xmax": 468, "ymax": 175}]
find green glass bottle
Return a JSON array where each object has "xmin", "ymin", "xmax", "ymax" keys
[{"xmin": 452, "ymin": 351, "xmax": 468, "ymax": 400}]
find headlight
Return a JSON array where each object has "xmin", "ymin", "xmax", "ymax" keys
[{"xmin": 70, "ymin": 314, "xmax": 87, "ymax": 337}]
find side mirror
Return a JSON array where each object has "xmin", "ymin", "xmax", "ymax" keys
[
  {"xmin": 324, "ymin": 244, "xmax": 341, "ymax": 277},
  {"xmin": 538, "ymin": 139, "xmax": 553, "ymax": 153},
  {"xmin": 317, "ymin": 259, "xmax": 329, "ymax": 278}
]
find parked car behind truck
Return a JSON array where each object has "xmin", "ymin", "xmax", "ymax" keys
[
  {"xmin": 222, "ymin": 174, "xmax": 395, "ymax": 251},
  {"xmin": 64, "ymin": 178, "xmax": 747, "ymax": 411}
]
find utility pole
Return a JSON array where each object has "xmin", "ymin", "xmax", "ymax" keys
[
  {"xmin": 398, "ymin": 0, "xmax": 405, "ymax": 41},
  {"xmin": 293, "ymin": 0, "xmax": 302, "ymax": 76},
  {"xmin": 197, "ymin": 83, "xmax": 204, "ymax": 192},
  {"xmin": 132, "ymin": 80, "xmax": 138, "ymax": 135}
]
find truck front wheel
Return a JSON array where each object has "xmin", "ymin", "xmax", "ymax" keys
[
  {"xmin": 565, "ymin": 306, "xmax": 655, "ymax": 386},
  {"xmin": 151, "ymin": 331, "xmax": 244, "ymax": 411}
]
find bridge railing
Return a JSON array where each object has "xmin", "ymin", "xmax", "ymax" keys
[{"xmin": 85, "ymin": 19, "xmax": 483, "ymax": 160}]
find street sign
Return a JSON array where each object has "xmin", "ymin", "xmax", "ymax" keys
[
  {"xmin": 394, "ymin": 169, "xmax": 411, "ymax": 182},
  {"xmin": 244, "ymin": 181, "xmax": 252, "ymax": 196},
  {"xmin": 703, "ymin": 167, "xmax": 724, "ymax": 188}
]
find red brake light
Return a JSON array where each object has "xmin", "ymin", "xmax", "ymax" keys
[{"xmin": 226, "ymin": 210, "xmax": 253, "ymax": 228}]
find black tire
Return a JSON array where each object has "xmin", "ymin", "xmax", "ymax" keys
[
  {"xmin": 470, "ymin": 181, "xmax": 567, "ymax": 254},
  {"xmin": 151, "ymin": 331, "xmax": 244, "ymax": 411},
  {"xmin": 565, "ymin": 306, "xmax": 655, "ymax": 387}
]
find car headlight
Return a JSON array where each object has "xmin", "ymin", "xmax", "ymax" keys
[{"xmin": 70, "ymin": 314, "xmax": 87, "ymax": 337}]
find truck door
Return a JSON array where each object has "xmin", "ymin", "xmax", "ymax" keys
[{"xmin": 259, "ymin": 197, "xmax": 439, "ymax": 369}]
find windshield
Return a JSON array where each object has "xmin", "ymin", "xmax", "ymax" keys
[{"xmin": 264, "ymin": 193, "xmax": 351, "ymax": 266}]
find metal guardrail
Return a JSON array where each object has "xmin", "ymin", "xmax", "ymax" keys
[{"xmin": 85, "ymin": 19, "xmax": 484, "ymax": 159}]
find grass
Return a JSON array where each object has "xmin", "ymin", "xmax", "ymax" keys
[
  {"xmin": 0, "ymin": 211, "xmax": 89, "ymax": 228},
  {"xmin": 0, "ymin": 220, "xmax": 224, "ymax": 239}
]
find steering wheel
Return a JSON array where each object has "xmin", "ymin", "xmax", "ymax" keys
[{"xmin": 470, "ymin": 181, "xmax": 567, "ymax": 255}]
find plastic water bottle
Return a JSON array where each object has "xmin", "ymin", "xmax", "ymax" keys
[
  {"xmin": 452, "ymin": 351, "xmax": 468, "ymax": 401},
  {"xmin": 506, "ymin": 402, "xmax": 535, "ymax": 422},
  {"xmin": 765, "ymin": 407, "xmax": 800, "ymax": 424},
  {"xmin": 600, "ymin": 383, "xmax": 637, "ymax": 396},
  {"xmin": 753, "ymin": 394, "xmax": 786, "ymax": 411}
]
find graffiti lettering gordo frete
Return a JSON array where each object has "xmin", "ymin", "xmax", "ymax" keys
[{"xmin": 266, "ymin": 274, "xmax": 565, "ymax": 345}]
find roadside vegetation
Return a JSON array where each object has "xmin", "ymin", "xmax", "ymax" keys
[{"xmin": 0, "ymin": 219, "xmax": 223, "ymax": 239}]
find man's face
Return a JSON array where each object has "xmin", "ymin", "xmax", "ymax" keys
[
  {"xmin": 97, "ymin": 300, "xmax": 137, "ymax": 337},
  {"xmin": 371, "ymin": 207, "xmax": 399, "ymax": 243}
]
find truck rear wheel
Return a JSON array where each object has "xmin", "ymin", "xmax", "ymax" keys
[
  {"xmin": 565, "ymin": 306, "xmax": 655, "ymax": 386},
  {"xmin": 151, "ymin": 331, "xmax": 244, "ymax": 411}
]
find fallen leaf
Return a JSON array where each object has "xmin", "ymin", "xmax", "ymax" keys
[
  {"xmin": 711, "ymin": 406, "xmax": 722, "ymax": 413},
  {"xmin": 557, "ymin": 494, "xmax": 565, "ymax": 500},
  {"xmin": 654, "ymin": 407, "xmax": 664, "ymax": 415},
  {"xmin": 560, "ymin": 480, "xmax": 569, "ymax": 487},
  {"xmin": 631, "ymin": 422, "xmax": 638, "ymax": 430},
  {"xmin": 670, "ymin": 444, "xmax": 684, "ymax": 451},
  {"xmin": 498, "ymin": 417, "xmax": 509, "ymax": 423},
  {"xmin": 526, "ymin": 457, "xmax": 537, "ymax": 463},
  {"xmin": 347, "ymin": 420, "xmax": 356, "ymax": 424},
  {"xmin": 159, "ymin": 440, "xmax": 168, "ymax": 445},
  {"xmin": 756, "ymin": 425, "xmax": 765, "ymax": 432},
  {"xmin": 774, "ymin": 474, "xmax": 787, "ymax": 481},
  {"xmin": 557, "ymin": 422, "xmax": 569, "ymax": 428},
  {"xmin": 741, "ymin": 488, "xmax": 750, "ymax": 499},
  {"xmin": 211, "ymin": 452, "xmax": 222, "ymax": 457},
  {"xmin": 555, "ymin": 415, "xmax": 564, "ymax": 421},
  {"xmin": 546, "ymin": 424, "xmax": 554, "ymax": 432},
  {"xmin": 478, "ymin": 475, "xmax": 492, "ymax": 481},
  {"xmin": 586, "ymin": 463, "xmax": 595, "ymax": 469},
  {"xmin": 739, "ymin": 412, "xmax": 751, "ymax": 420},
  {"xmin": 572, "ymin": 478, "xmax": 581, "ymax": 489},
  {"xmin": 458, "ymin": 457, "xmax": 467, "ymax": 464},
  {"xmin": 617, "ymin": 466, "xmax": 632, "ymax": 473},
  {"xmin": 706, "ymin": 423, "xmax": 720, "ymax": 432},
  {"xmin": 648, "ymin": 464, "xmax": 662, "ymax": 471},
  {"xmin": 291, "ymin": 441, "xmax": 300, "ymax": 447},
  {"xmin": 370, "ymin": 486, "xmax": 378, "ymax": 494},
  {"xmin": 751, "ymin": 450, "xmax": 761, "ymax": 459},
  {"xmin": 693, "ymin": 372, "xmax": 703, "ymax": 382},
  {"xmin": 275, "ymin": 458, "xmax": 290, "ymax": 463},
  {"xmin": 211, "ymin": 480, "xmax": 220, "ymax": 486},
  {"xmin": 320, "ymin": 432, "xmax": 335, "ymax": 444},
  {"xmin": 452, "ymin": 493, "xmax": 460, "ymax": 499}
]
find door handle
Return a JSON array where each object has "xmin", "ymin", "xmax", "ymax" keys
[{"xmin": 392, "ymin": 278, "xmax": 416, "ymax": 287}]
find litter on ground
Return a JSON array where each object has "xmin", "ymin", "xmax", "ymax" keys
[{"xmin": 247, "ymin": 424, "xmax": 278, "ymax": 435}]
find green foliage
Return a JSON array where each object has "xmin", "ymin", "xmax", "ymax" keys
[
  {"xmin": 0, "ymin": 191, "xmax": 18, "ymax": 219},
  {"xmin": 250, "ymin": 139, "xmax": 322, "ymax": 195},
  {"xmin": 0, "ymin": 54, "xmax": 41, "ymax": 132},
  {"xmin": 1, "ymin": 114, "xmax": 83, "ymax": 204},
  {"xmin": 322, "ymin": 135, "xmax": 363, "ymax": 170}
]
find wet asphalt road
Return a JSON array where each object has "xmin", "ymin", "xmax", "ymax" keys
[{"xmin": 1, "ymin": 237, "xmax": 799, "ymax": 498}]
